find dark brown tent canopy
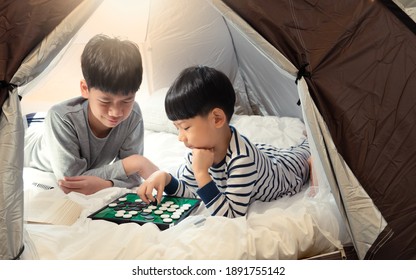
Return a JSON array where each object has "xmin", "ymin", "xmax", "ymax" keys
[
  {"xmin": 0, "ymin": 0, "xmax": 84, "ymax": 108},
  {"xmin": 224, "ymin": 0, "xmax": 416, "ymax": 259}
]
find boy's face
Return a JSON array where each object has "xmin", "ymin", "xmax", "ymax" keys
[
  {"xmin": 173, "ymin": 114, "xmax": 217, "ymax": 150},
  {"xmin": 173, "ymin": 108, "xmax": 229, "ymax": 150},
  {"xmin": 81, "ymin": 80, "xmax": 136, "ymax": 131}
]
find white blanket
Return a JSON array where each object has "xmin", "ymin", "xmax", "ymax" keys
[{"xmin": 21, "ymin": 116, "xmax": 349, "ymax": 259}]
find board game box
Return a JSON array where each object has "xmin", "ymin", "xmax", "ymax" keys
[{"xmin": 88, "ymin": 193, "xmax": 201, "ymax": 230}]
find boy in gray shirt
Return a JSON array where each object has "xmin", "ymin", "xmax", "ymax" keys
[{"xmin": 24, "ymin": 34, "xmax": 158, "ymax": 195}]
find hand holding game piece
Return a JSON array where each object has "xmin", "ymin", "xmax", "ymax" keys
[
  {"xmin": 137, "ymin": 170, "xmax": 171, "ymax": 204},
  {"xmin": 149, "ymin": 196, "xmax": 158, "ymax": 206}
]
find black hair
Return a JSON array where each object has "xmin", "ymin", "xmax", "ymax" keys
[
  {"xmin": 81, "ymin": 34, "xmax": 142, "ymax": 95},
  {"xmin": 165, "ymin": 66, "xmax": 235, "ymax": 122}
]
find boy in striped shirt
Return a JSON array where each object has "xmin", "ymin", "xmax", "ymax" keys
[{"xmin": 137, "ymin": 66, "xmax": 311, "ymax": 218}]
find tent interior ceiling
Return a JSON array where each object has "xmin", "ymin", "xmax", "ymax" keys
[{"xmin": 18, "ymin": 0, "xmax": 303, "ymax": 119}]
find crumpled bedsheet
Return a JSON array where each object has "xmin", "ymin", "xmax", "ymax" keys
[
  {"xmin": 21, "ymin": 176, "xmax": 345, "ymax": 260},
  {"xmin": 21, "ymin": 118, "xmax": 349, "ymax": 259}
]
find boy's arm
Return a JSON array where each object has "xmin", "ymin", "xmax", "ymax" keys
[
  {"xmin": 168, "ymin": 153, "xmax": 201, "ymax": 199},
  {"xmin": 41, "ymin": 111, "xmax": 114, "ymax": 194},
  {"xmin": 44, "ymin": 110, "xmax": 90, "ymax": 180},
  {"xmin": 81, "ymin": 108, "xmax": 149, "ymax": 188},
  {"xmin": 58, "ymin": 175, "xmax": 113, "ymax": 195},
  {"xmin": 196, "ymin": 155, "xmax": 256, "ymax": 218},
  {"xmin": 105, "ymin": 110, "xmax": 148, "ymax": 186},
  {"xmin": 167, "ymin": 148, "xmax": 255, "ymax": 218},
  {"xmin": 122, "ymin": 154, "xmax": 159, "ymax": 179},
  {"xmin": 61, "ymin": 155, "xmax": 162, "ymax": 193},
  {"xmin": 46, "ymin": 108, "xmax": 146, "ymax": 191}
]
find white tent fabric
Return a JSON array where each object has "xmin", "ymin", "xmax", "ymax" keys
[{"xmin": 0, "ymin": 89, "xmax": 24, "ymax": 259}]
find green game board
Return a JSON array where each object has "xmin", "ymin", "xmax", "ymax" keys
[{"xmin": 88, "ymin": 193, "xmax": 201, "ymax": 230}]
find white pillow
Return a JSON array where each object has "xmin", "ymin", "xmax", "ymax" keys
[
  {"xmin": 137, "ymin": 87, "xmax": 177, "ymax": 134},
  {"xmin": 230, "ymin": 114, "xmax": 306, "ymax": 148},
  {"xmin": 137, "ymin": 88, "xmax": 306, "ymax": 148}
]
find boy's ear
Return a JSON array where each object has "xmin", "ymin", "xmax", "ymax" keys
[
  {"xmin": 211, "ymin": 108, "xmax": 227, "ymax": 128},
  {"xmin": 80, "ymin": 80, "xmax": 89, "ymax": 98}
]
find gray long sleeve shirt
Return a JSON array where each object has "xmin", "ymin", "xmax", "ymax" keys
[{"xmin": 25, "ymin": 97, "xmax": 144, "ymax": 188}]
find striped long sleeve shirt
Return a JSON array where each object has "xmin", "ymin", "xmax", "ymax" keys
[{"xmin": 164, "ymin": 126, "xmax": 310, "ymax": 218}]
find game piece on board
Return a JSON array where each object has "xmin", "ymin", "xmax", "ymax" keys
[{"xmin": 87, "ymin": 193, "xmax": 201, "ymax": 230}]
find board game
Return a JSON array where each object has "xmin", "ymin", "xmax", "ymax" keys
[{"xmin": 88, "ymin": 193, "xmax": 201, "ymax": 230}]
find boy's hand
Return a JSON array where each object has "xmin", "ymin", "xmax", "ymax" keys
[
  {"xmin": 137, "ymin": 170, "xmax": 170, "ymax": 204},
  {"xmin": 58, "ymin": 175, "xmax": 112, "ymax": 195},
  {"xmin": 192, "ymin": 148, "xmax": 214, "ymax": 188}
]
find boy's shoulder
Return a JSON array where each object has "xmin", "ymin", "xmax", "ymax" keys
[
  {"xmin": 46, "ymin": 97, "xmax": 87, "ymax": 126},
  {"xmin": 230, "ymin": 125, "xmax": 250, "ymax": 144},
  {"xmin": 50, "ymin": 96, "xmax": 86, "ymax": 116},
  {"xmin": 228, "ymin": 125, "xmax": 254, "ymax": 154},
  {"xmin": 121, "ymin": 101, "xmax": 142, "ymax": 123},
  {"xmin": 130, "ymin": 101, "xmax": 142, "ymax": 116}
]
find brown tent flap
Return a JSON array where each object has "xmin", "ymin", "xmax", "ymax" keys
[
  {"xmin": 0, "ymin": 0, "xmax": 96, "ymax": 260},
  {"xmin": 0, "ymin": 0, "xmax": 84, "ymax": 109},
  {"xmin": 223, "ymin": 0, "xmax": 416, "ymax": 259}
]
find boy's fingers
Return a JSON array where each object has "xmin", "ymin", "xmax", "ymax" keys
[
  {"xmin": 60, "ymin": 186, "xmax": 70, "ymax": 194},
  {"xmin": 138, "ymin": 184, "xmax": 152, "ymax": 204},
  {"xmin": 59, "ymin": 183, "xmax": 80, "ymax": 193},
  {"xmin": 63, "ymin": 176, "xmax": 83, "ymax": 181},
  {"xmin": 145, "ymin": 187, "xmax": 154, "ymax": 203},
  {"xmin": 156, "ymin": 191, "xmax": 163, "ymax": 206},
  {"xmin": 59, "ymin": 179, "xmax": 83, "ymax": 190},
  {"xmin": 138, "ymin": 191, "xmax": 149, "ymax": 204}
]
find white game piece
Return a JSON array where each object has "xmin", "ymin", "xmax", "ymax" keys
[
  {"xmin": 148, "ymin": 205, "xmax": 157, "ymax": 210},
  {"xmin": 154, "ymin": 210, "xmax": 163, "ymax": 215},
  {"xmin": 143, "ymin": 208, "xmax": 152, "ymax": 213},
  {"xmin": 158, "ymin": 206, "xmax": 167, "ymax": 211},
  {"xmin": 129, "ymin": 210, "xmax": 138, "ymax": 215},
  {"xmin": 173, "ymin": 211, "xmax": 183, "ymax": 216},
  {"xmin": 118, "ymin": 197, "xmax": 127, "ymax": 201},
  {"xmin": 135, "ymin": 198, "xmax": 142, "ymax": 202},
  {"xmin": 160, "ymin": 214, "xmax": 170, "ymax": 219},
  {"xmin": 165, "ymin": 201, "xmax": 174, "ymax": 205},
  {"xmin": 108, "ymin": 203, "xmax": 117, "ymax": 207},
  {"xmin": 123, "ymin": 214, "xmax": 132, "ymax": 219},
  {"xmin": 115, "ymin": 212, "xmax": 124, "ymax": 218},
  {"xmin": 167, "ymin": 208, "xmax": 176, "ymax": 212},
  {"xmin": 163, "ymin": 218, "xmax": 173, "ymax": 223},
  {"xmin": 170, "ymin": 204, "xmax": 179, "ymax": 209},
  {"xmin": 171, "ymin": 214, "xmax": 180, "ymax": 220}
]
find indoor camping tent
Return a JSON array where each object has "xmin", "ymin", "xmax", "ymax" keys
[{"xmin": 1, "ymin": 0, "xmax": 416, "ymax": 260}]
